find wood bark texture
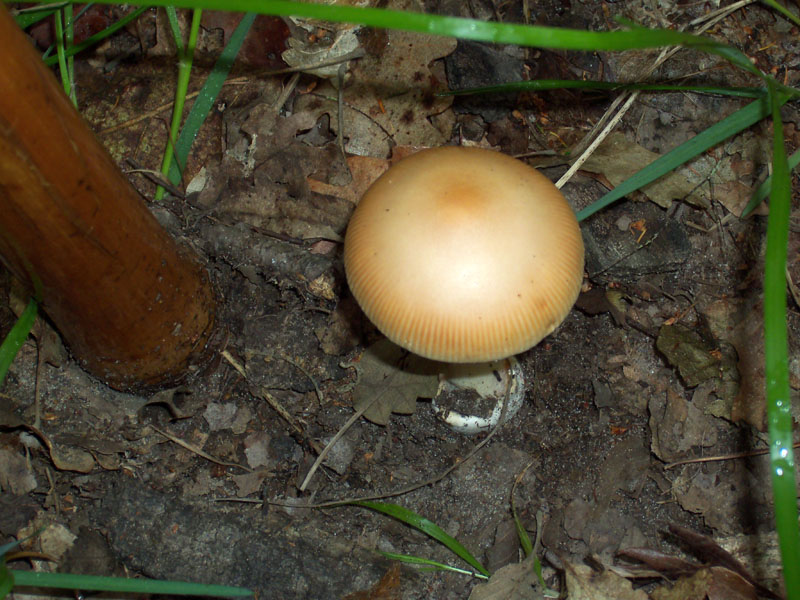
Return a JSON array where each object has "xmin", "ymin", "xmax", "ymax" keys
[{"xmin": 0, "ymin": 4, "xmax": 217, "ymax": 390}]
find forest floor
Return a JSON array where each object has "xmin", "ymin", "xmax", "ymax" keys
[{"xmin": 3, "ymin": 0, "xmax": 800, "ymax": 598}]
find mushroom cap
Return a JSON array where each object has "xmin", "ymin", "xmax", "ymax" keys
[{"xmin": 344, "ymin": 146, "xmax": 584, "ymax": 363}]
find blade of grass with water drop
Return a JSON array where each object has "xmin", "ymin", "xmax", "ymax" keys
[
  {"xmin": 763, "ymin": 82, "xmax": 800, "ymax": 600},
  {"xmin": 378, "ymin": 552, "xmax": 489, "ymax": 578}
]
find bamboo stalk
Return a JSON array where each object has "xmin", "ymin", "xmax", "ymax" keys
[{"xmin": 0, "ymin": 4, "xmax": 217, "ymax": 391}]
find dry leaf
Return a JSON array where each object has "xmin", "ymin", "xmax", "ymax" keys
[
  {"xmin": 468, "ymin": 553, "xmax": 544, "ymax": 600},
  {"xmin": 582, "ymin": 132, "xmax": 708, "ymax": 209},
  {"xmin": 563, "ymin": 560, "xmax": 648, "ymax": 600},
  {"xmin": 345, "ymin": 339, "xmax": 439, "ymax": 425},
  {"xmin": 342, "ymin": 563, "xmax": 403, "ymax": 600},
  {"xmin": 650, "ymin": 567, "xmax": 758, "ymax": 600},
  {"xmin": 307, "ymin": 154, "xmax": 391, "ymax": 204}
]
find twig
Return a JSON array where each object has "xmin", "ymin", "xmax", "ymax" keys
[
  {"xmin": 150, "ymin": 425, "xmax": 253, "ymax": 472},
  {"xmin": 266, "ymin": 375, "xmax": 513, "ymax": 509},
  {"xmin": 298, "ymin": 393, "xmax": 380, "ymax": 492},
  {"xmin": 261, "ymin": 388, "xmax": 304, "ymax": 436},
  {"xmin": 278, "ymin": 354, "xmax": 323, "ymax": 404},
  {"xmin": 221, "ymin": 349, "xmax": 247, "ymax": 378},
  {"xmin": 664, "ymin": 442, "xmax": 800, "ymax": 469},
  {"xmin": 273, "ymin": 72, "xmax": 300, "ymax": 112},
  {"xmin": 557, "ymin": 0, "xmax": 756, "ymax": 189},
  {"xmin": 98, "ymin": 49, "xmax": 365, "ymax": 135}
]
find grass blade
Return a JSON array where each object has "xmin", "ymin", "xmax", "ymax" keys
[
  {"xmin": 444, "ymin": 80, "xmax": 766, "ymax": 99},
  {"xmin": 742, "ymin": 148, "xmax": 800, "ymax": 218},
  {"xmin": 10, "ymin": 570, "xmax": 252, "ymax": 597},
  {"xmin": 575, "ymin": 94, "xmax": 790, "ymax": 222},
  {"xmin": 42, "ymin": 7, "xmax": 149, "ymax": 66},
  {"xmin": 763, "ymin": 83, "xmax": 800, "ymax": 600},
  {"xmin": 165, "ymin": 13, "xmax": 256, "ymax": 187},
  {"xmin": 0, "ymin": 299, "xmax": 38, "ymax": 387},
  {"xmin": 378, "ymin": 551, "xmax": 489, "ymax": 578},
  {"xmin": 155, "ymin": 7, "xmax": 202, "ymax": 200},
  {"xmin": 164, "ymin": 6, "xmax": 185, "ymax": 54},
  {"xmin": 13, "ymin": 4, "xmax": 65, "ymax": 29},
  {"xmin": 353, "ymin": 501, "xmax": 490, "ymax": 577},
  {"xmin": 62, "ymin": 0, "xmax": 773, "ymax": 86},
  {"xmin": 760, "ymin": 0, "xmax": 800, "ymax": 27}
]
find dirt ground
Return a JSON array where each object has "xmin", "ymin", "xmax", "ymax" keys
[{"xmin": 3, "ymin": 0, "xmax": 800, "ymax": 598}]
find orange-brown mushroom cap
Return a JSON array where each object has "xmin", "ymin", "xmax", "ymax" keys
[{"xmin": 344, "ymin": 146, "xmax": 584, "ymax": 363}]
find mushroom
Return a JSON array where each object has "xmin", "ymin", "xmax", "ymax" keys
[{"xmin": 344, "ymin": 146, "xmax": 584, "ymax": 433}]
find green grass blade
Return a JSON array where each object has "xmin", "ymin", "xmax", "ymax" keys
[
  {"xmin": 378, "ymin": 551, "xmax": 489, "ymax": 578},
  {"xmin": 165, "ymin": 6, "xmax": 185, "ymax": 54},
  {"xmin": 155, "ymin": 7, "xmax": 202, "ymax": 200},
  {"xmin": 13, "ymin": 4, "xmax": 65, "ymax": 29},
  {"xmin": 576, "ymin": 94, "xmax": 791, "ymax": 222},
  {"xmin": 763, "ymin": 83, "xmax": 800, "ymax": 600},
  {"xmin": 760, "ymin": 0, "xmax": 800, "ymax": 27},
  {"xmin": 62, "ymin": 0, "xmax": 771, "ymax": 84},
  {"xmin": 445, "ymin": 80, "xmax": 766, "ymax": 99},
  {"xmin": 64, "ymin": 4, "xmax": 75, "ymax": 104},
  {"xmin": 0, "ymin": 562, "xmax": 12, "ymax": 599},
  {"xmin": 742, "ymin": 148, "xmax": 800, "ymax": 218},
  {"xmin": 353, "ymin": 501, "xmax": 490, "ymax": 577},
  {"xmin": 53, "ymin": 8, "xmax": 74, "ymax": 105},
  {"xmin": 0, "ymin": 298, "xmax": 38, "ymax": 387},
  {"xmin": 165, "ymin": 12, "xmax": 256, "ymax": 187},
  {"xmin": 42, "ymin": 7, "xmax": 149, "ymax": 67},
  {"xmin": 10, "ymin": 570, "xmax": 252, "ymax": 597}
]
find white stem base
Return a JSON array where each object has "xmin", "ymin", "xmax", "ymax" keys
[{"xmin": 431, "ymin": 357, "xmax": 525, "ymax": 434}]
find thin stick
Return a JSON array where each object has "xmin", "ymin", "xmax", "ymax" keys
[
  {"xmin": 664, "ymin": 442, "xmax": 800, "ymax": 469},
  {"xmin": 150, "ymin": 425, "xmax": 253, "ymax": 472},
  {"xmin": 298, "ymin": 394, "xmax": 379, "ymax": 491},
  {"xmin": 269, "ymin": 375, "xmax": 512, "ymax": 509},
  {"xmin": 557, "ymin": 0, "xmax": 756, "ymax": 189}
]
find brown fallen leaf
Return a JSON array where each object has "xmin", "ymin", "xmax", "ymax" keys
[
  {"xmin": 307, "ymin": 154, "xmax": 391, "ymax": 205},
  {"xmin": 650, "ymin": 567, "xmax": 758, "ymax": 600},
  {"xmin": 344, "ymin": 339, "xmax": 439, "ymax": 425},
  {"xmin": 617, "ymin": 547, "xmax": 699, "ymax": 578},
  {"xmin": 342, "ymin": 564, "xmax": 402, "ymax": 600},
  {"xmin": 468, "ymin": 553, "xmax": 543, "ymax": 600},
  {"xmin": 668, "ymin": 524, "xmax": 780, "ymax": 599},
  {"xmin": 563, "ymin": 559, "xmax": 648, "ymax": 600}
]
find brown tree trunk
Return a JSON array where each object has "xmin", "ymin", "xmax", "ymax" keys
[{"xmin": 0, "ymin": 4, "xmax": 217, "ymax": 391}]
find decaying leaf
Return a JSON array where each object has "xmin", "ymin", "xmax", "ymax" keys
[
  {"xmin": 307, "ymin": 154, "xmax": 391, "ymax": 205},
  {"xmin": 282, "ymin": 29, "xmax": 361, "ymax": 80},
  {"xmin": 563, "ymin": 560, "xmax": 648, "ymax": 600},
  {"xmin": 617, "ymin": 547, "xmax": 699, "ymax": 578},
  {"xmin": 700, "ymin": 298, "xmax": 772, "ymax": 431},
  {"xmin": 294, "ymin": 0, "xmax": 456, "ymax": 157},
  {"xmin": 656, "ymin": 323, "xmax": 738, "ymax": 389},
  {"xmin": 342, "ymin": 563, "xmax": 403, "ymax": 600},
  {"xmin": 345, "ymin": 339, "xmax": 439, "ymax": 425},
  {"xmin": 468, "ymin": 553, "xmax": 544, "ymax": 600},
  {"xmin": 581, "ymin": 132, "xmax": 709, "ymax": 209},
  {"xmin": 650, "ymin": 567, "xmax": 758, "ymax": 600}
]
